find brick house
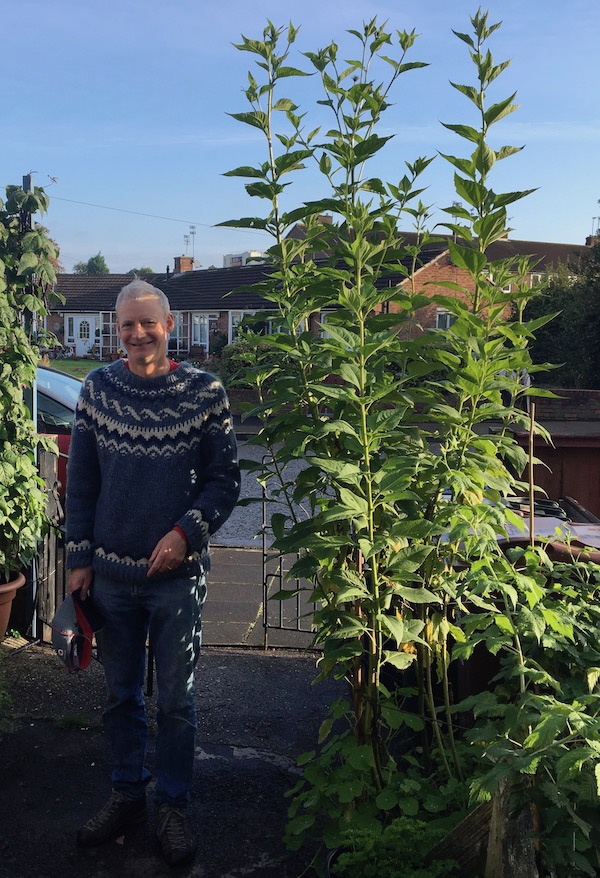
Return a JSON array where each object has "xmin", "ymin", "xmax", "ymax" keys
[{"xmin": 48, "ymin": 234, "xmax": 588, "ymax": 361}]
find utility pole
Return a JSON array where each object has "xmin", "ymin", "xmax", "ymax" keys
[
  {"xmin": 22, "ymin": 173, "xmax": 38, "ymax": 635},
  {"xmin": 189, "ymin": 225, "xmax": 196, "ymax": 265}
]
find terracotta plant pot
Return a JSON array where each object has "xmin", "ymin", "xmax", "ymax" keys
[{"xmin": 0, "ymin": 572, "xmax": 26, "ymax": 641}]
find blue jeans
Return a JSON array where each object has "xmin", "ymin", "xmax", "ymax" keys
[{"xmin": 92, "ymin": 572, "xmax": 206, "ymax": 808}]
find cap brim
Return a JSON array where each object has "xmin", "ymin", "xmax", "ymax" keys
[{"xmin": 71, "ymin": 588, "xmax": 105, "ymax": 633}]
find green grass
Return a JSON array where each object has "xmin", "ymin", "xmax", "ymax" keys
[
  {"xmin": 54, "ymin": 713, "xmax": 93, "ymax": 730},
  {"xmin": 42, "ymin": 358, "xmax": 99, "ymax": 380}
]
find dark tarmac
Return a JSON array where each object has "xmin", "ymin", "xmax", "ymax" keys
[{"xmin": 0, "ymin": 547, "xmax": 343, "ymax": 878}]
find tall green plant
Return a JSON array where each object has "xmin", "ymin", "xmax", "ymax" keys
[
  {"xmin": 0, "ymin": 183, "xmax": 61, "ymax": 580},
  {"xmin": 222, "ymin": 11, "xmax": 591, "ymax": 874}
]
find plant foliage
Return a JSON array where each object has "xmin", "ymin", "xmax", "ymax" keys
[
  {"xmin": 0, "ymin": 183, "xmax": 61, "ymax": 580},
  {"xmin": 224, "ymin": 11, "xmax": 599, "ymax": 876}
]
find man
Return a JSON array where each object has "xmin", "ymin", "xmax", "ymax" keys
[{"xmin": 66, "ymin": 279, "xmax": 240, "ymax": 866}]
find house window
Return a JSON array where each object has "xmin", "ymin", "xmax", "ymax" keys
[
  {"xmin": 79, "ymin": 320, "xmax": 90, "ymax": 341},
  {"xmin": 192, "ymin": 313, "xmax": 219, "ymax": 348},
  {"xmin": 230, "ymin": 310, "xmax": 255, "ymax": 341},
  {"xmin": 319, "ymin": 311, "xmax": 334, "ymax": 338},
  {"xmin": 169, "ymin": 312, "xmax": 183, "ymax": 349},
  {"xmin": 67, "ymin": 317, "xmax": 74, "ymax": 343},
  {"xmin": 435, "ymin": 310, "xmax": 457, "ymax": 331}
]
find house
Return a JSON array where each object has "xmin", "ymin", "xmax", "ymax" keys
[{"xmin": 48, "ymin": 233, "xmax": 589, "ymax": 361}]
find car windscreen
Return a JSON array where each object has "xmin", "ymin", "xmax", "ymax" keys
[
  {"xmin": 36, "ymin": 368, "xmax": 82, "ymax": 407},
  {"xmin": 37, "ymin": 391, "xmax": 76, "ymax": 431}
]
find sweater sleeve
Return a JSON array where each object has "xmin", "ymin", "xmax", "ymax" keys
[
  {"xmin": 65, "ymin": 378, "xmax": 102, "ymax": 570},
  {"xmin": 174, "ymin": 380, "xmax": 241, "ymax": 550}
]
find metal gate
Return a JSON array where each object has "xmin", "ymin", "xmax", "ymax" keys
[{"xmin": 260, "ymin": 458, "xmax": 314, "ymax": 649}]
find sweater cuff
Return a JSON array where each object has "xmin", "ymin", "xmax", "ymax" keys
[
  {"xmin": 172, "ymin": 525, "xmax": 189, "ymax": 548},
  {"xmin": 66, "ymin": 539, "xmax": 94, "ymax": 570}
]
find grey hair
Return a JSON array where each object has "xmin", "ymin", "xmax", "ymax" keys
[{"xmin": 115, "ymin": 278, "xmax": 171, "ymax": 317}]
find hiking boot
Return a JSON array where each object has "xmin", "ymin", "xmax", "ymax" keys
[
  {"xmin": 76, "ymin": 790, "xmax": 147, "ymax": 846},
  {"xmin": 156, "ymin": 805, "xmax": 196, "ymax": 866}
]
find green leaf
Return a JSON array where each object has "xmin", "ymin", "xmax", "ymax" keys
[
  {"xmin": 524, "ymin": 709, "xmax": 570, "ymax": 749},
  {"xmin": 375, "ymin": 788, "xmax": 398, "ymax": 811},
  {"xmin": 484, "ymin": 93, "xmax": 518, "ymax": 126},
  {"xmin": 223, "ymin": 166, "xmax": 267, "ymax": 179},
  {"xmin": 227, "ymin": 110, "xmax": 269, "ymax": 131},
  {"xmin": 17, "ymin": 251, "xmax": 38, "ymax": 275},
  {"xmin": 541, "ymin": 607, "xmax": 574, "ymax": 640},
  {"xmin": 347, "ymin": 746, "xmax": 376, "ymax": 771},
  {"xmin": 447, "ymin": 239, "xmax": 487, "ymax": 274},
  {"xmin": 383, "ymin": 651, "xmax": 417, "ymax": 671},
  {"xmin": 440, "ymin": 122, "xmax": 481, "ymax": 144},
  {"xmin": 586, "ymin": 668, "xmax": 600, "ymax": 693},
  {"xmin": 277, "ymin": 66, "xmax": 310, "ymax": 78},
  {"xmin": 354, "ymin": 134, "xmax": 394, "ymax": 162},
  {"xmin": 381, "ymin": 614, "xmax": 405, "ymax": 646},
  {"xmin": 398, "ymin": 796, "xmax": 419, "ymax": 816}
]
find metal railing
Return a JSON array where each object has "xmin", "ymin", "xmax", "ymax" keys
[{"xmin": 261, "ymin": 455, "xmax": 314, "ymax": 648}]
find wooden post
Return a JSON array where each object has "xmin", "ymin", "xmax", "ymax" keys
[
  {"xmin": 37, "ymin": 442, "xmax": 64, "ymax": 642},
  {"xmin": 485, "ymin": 779, "xmax": 539, "ymax": 878}
]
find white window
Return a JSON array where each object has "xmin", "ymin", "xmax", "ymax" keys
[
  {"xmin": 67, "ymin": 317, "xmax": 74, "ymax": 343},
  {"xmin": 168, "ymin": 311, "xmax": 183, "ymax": 353},
  {"xmin": 192, "ymin": 314, "xmax": 208, "ymax": 348},
  {"xmin": 319, "ymin": 311, "xmax": 334, "ymax": 338},
  {"xmin": 435, "ymin": 310, "xmax": 456, "ymax": 331},
  {"xmin": 229, "ymin": 310, "xmax": 255, "ymax": 341}
]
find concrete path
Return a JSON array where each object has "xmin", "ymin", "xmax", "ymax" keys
[{"xmin": 206, "ymin": 545, "xmax": 315, "ymax": 651}]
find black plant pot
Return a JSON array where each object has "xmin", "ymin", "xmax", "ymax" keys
[{"xmin": 325, "ymin": 847, "xmax": 344, "ymax": 877}]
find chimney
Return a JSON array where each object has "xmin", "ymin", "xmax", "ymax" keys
[{"xmin": 173, "ymin": 255, "xmax": 194, "ymax": 274}]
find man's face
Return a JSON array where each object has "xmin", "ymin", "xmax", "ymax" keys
[{"xmin": 116, "ymin": 295, "xmax": 174, "ymax": 377}]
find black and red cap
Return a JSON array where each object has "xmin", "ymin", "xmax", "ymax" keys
[{"xmin": 51, "ymin": 589, "xmax": 104, "ymax": 672}]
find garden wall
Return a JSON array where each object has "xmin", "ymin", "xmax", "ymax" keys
[{"xmin": 534, "ymin": 388, "xmax": 600, "ymax": 421}]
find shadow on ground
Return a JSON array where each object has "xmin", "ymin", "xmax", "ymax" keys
[{"xmin": 0, "ymin": 642, "xmax": 342, "ymax": 877}]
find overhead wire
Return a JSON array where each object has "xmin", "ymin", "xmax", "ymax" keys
[{"xmin": 47, "ymin": 196, "xmax": 267, "ymax": 236}]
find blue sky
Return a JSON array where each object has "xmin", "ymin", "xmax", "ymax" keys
[{"xmin": 4, "ymin": 0, "xmax": 598, "ymax": 273}]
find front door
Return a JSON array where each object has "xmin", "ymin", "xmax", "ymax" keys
[{"xmin": 73, "ymin": 316, "xmax": 97, "ymax": 357}]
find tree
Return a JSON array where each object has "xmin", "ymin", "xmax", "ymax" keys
[
  {"xmin": 73, "ymin": 252, "xmax": 110, "ymax": 275},
  {"xmin": 126, "ymin": 266, "xmax": 154, "ymax": 276},
  {"xmin": 525, "ymin": 242, "xmax": 600, "ymax": 388}
]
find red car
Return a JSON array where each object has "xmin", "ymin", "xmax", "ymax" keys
[{"xmin": 36, "ymin": 366, "xmax": 83, "ymax": 498}]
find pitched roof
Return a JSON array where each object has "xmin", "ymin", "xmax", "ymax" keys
[
  {"xmin": 54, "ymin": 244, "xmax": 448, "ymax": 313},
  {"xmin": 484, "ymin": 237, "xmax": 586, "ymax": 270},
  {"xmin": 54, "ymin": 274, "xmax": 166, "ymax": 312},
  {"xmin": 164, "ymin": 263, "xmax": 276, "ymax": 311},
  {"xmin": 54, "ymin": 235, "xmax": 589, "ymax": 313}
]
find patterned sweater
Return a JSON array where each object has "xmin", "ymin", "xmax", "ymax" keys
[{"xmin": 65, "ymin": 360, "xmax": 240, "ymax": 583}]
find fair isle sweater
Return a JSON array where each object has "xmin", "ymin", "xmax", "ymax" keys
[{"xmin": 65, "ymin": 360, "xmax": 240, "ymax": 584}]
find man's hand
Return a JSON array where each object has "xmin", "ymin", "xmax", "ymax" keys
[
  {"xmin": 68, "ymin": 566, "xmax": 94, "ymax": 599},
  {"xmin": 148, "ymin": 529, "xmax": 188, "ymax": 577}
]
